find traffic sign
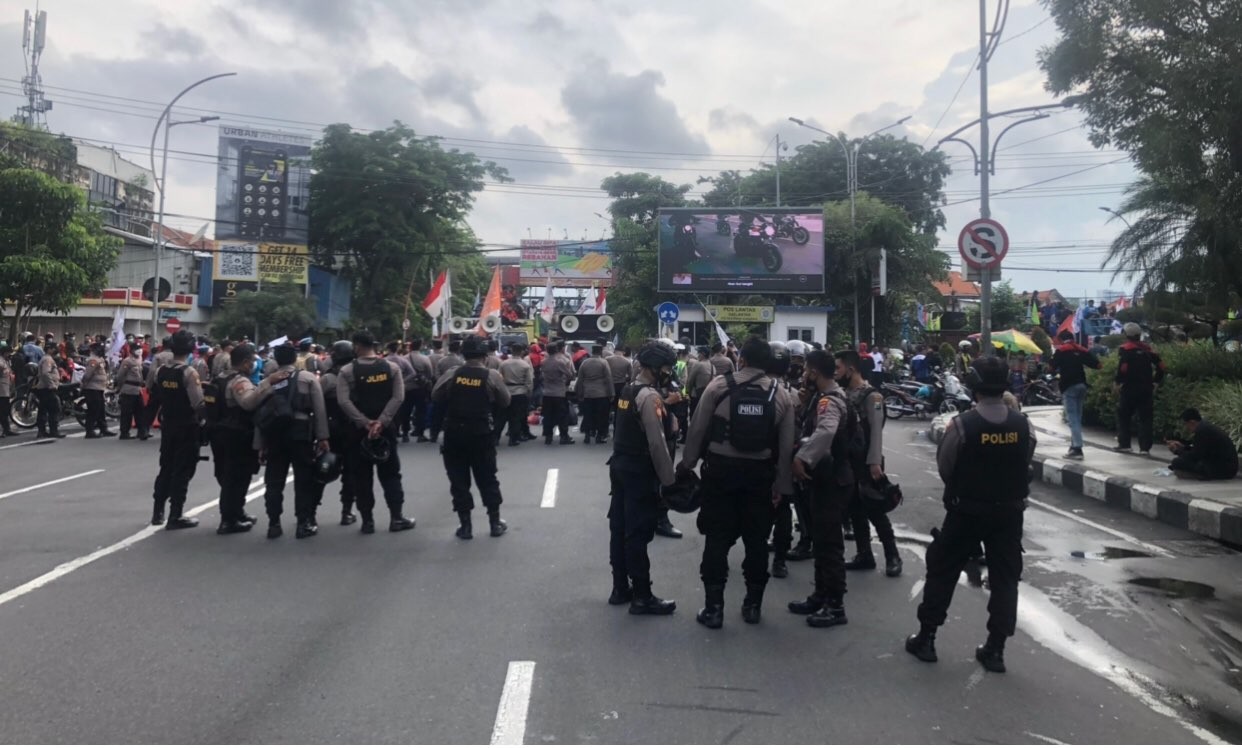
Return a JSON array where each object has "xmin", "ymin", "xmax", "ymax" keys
[
  {"xmin": 165, "ymin": 317, "xmax": 181, "ymax": 334},
  {"xmin": 957, "ymin": 218, "xmax": 1009, "ymax": 269},
  {"xmin": 657, "ymin": 302, "xmax": 679, "ymax": 325}
]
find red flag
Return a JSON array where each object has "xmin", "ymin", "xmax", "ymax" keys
[
  {"xmin": 421, "ymin": 271, "xmax": 448, "ymax": 318},
  {"xmin": 1056, "ymin": 313, "xmax": 1075, "ymax": 337},
  {"xmin": 596, "ymin": 287, "xmax": 607, "ymax": 314},
  {"xmin": 474, "ymin": 267, "xmax": 503, "ymax": 334}
]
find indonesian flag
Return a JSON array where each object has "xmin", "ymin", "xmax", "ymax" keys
[
  {"xmin": 474, "ymin": 266, "xmax": 502, "ymax": 334},
  {"xmin": 596, "ymin": 287, "xmax": 607, "ymax": 315},
  {"xmin": 422, "ymin": 270, "xmax": 449, "ymax": 319},
  {"xmin": 539, "ymin": 277, "xmax": 556, "ymax": 324}
]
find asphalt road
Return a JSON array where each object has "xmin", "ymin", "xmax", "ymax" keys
[{"xmin": 0, "ymin": 416, "xmax": 1239, "ymax": 744}]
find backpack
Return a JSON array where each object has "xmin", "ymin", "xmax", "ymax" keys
[
  {"xmin": 254, "ymin": 373, "xmax": 298, "ymax": 436},
  {"xmin": 848, "ymin": 386, "xmax": 884, "ymax": 469},
  {"xmin": 713, "ymin": 372, "xmax": 777, "ymax": 453},
  {"xmin": 202, "ymin": 372, "xmax": 240, "ymax": 432},
  {"xmin": 825, "ymin": 390, "xmax": 866, "ymax": 470}
]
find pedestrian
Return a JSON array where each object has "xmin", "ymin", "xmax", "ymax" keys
[
  {"xmin": 320, "ymin": 341, "xmax": 359, "ymax": 525},
  {"xmin": 386, "ymin": 340, "xmax": 419, "ymax": 443},
  {"xmin": 1050, "ymin": 330, "xmax": 1100, "ymax": 460},
  {"xmin": 1168, "ymin": 409, "xmax": 1239, "ymax": 481},
  {"xmin": 1114, "ymin": 322, "xmax": 1165, "ymax": 455},
  {"xmin": 33, "ymin": 340, "xmax": 63, "ymax": 439},
  {"xmin": 540, "ymin": 341, "xmax": 576, "ymax": 444},
  {"xmin": 608, "ymin": 340, "xmax": 680, "ymax": 615},
  {"xmin": 906, "ymin": 356, "xmax": 1034, "ymax": 673},
  {"xmin": 81, "ymin": 343, "xmax": 114, "ymax": 438},
  {"xmin": 575, "ymin": 344, "xmax": 613, "ymax": 444},
  {"xmin": 432, "ymin": 335, "xmax": 512, "ymax": 539},
  {"xmin": 679, "ymin": 337, "xmax": 795, "ymax": 627},
  {"xmin": 149, "ymin": 331, "xmax": 205, "ymax": 529},
  {"xmin": 336, "ymin": 330, "xmax": 416, "ymax": 535},
  {"xmin": 837, "ymin": 350, "xmax": 901, "ymax": 577},
  {"xmin": 499, "ymin": 342, "xmax": 534, "ymax": 447},
  {"xmin": 406, "ymin": 337, "xmax": 434, "ymax": 443},
  {"xmin": 0, "ymin": 342, "xmax": 14, "ymax": 437},
  {"xmin": 868, "ymin": 344, "xmax": 885, "ymax": 389}
]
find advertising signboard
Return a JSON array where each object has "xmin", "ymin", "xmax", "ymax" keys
[
  {"xmin": 215, "ymin": 126, "xmax": 312, "ymax": 246},
  {"xmin": 703, "ymin": 305, "xmax": 775, "ymax": 323},
  {"xmin": 519, "ymin": 239, "xmax": 613, "ymax": 288},
  {"xmin": 258, "ymin": 242, "xmax": 309, "ymax": 285}
]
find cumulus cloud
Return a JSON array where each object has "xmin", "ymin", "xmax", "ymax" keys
[{"xmin": 561, "ymin": 59, "xmax": 709, "ymax": 155}]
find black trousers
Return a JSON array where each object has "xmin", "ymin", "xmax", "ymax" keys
[
  {"xmin": 502, "ymin": 394, "xmax": 529, "ymax": 443},
  {"xmin": 697, "ymin": 456, "xmax": 776, "ymax": 588},
  {"xmin": 153, "ymin": 422, "xmax": 200, "ymax": 515},
  {"xmin": 608, "ymin": 458, "xmax": 662, "ymax": 594},
  {"xmin": 772, "ymin": 496, "xmax": 793, "ymax": 560},
  {"xmin": 918, "ymin": 507, "xmax": 1023, "ymax": 636},
  {"xmin": 212, "ymin": 429, "xmax": 257, "ymax": 522},
  {"xmin": 35, "ymin": 388, "xmax": 59, "ymax": 434},
  {"xmin": 542, "ymin": 396, "xmax": 570, "ymax": 438},
  {"xmin": 0, "ymin": 395, "xmax": 11, "ymax": 434},
  {"xmin": 119, "ymin": 393, "xmax": 148, "ymax": 436},
  {"xmin": 809, "ymin": 472, "xmax": 850, "ymax": 603},
  {"xmin": 1171, "ymin": 455, "xmax": 1239, "ymax": 481},
  {"xmin": 347, "ymin": 431, "xmax": 404, "ymax": 517},
  {"xmin": 791, "ymin": 482, "xmax": 813, "ymax": 547},
  {"xmin": 1117, "ymin": 388, "xmax": 1154, "ymax": 452},
  {"xmin": 329, "ymin": 428, "xmax": 355, "ymax": 512},
  {"xmin": 849, "ymin": 481, "xmax": 897, "ymax": 557},
  {"xmin": 397, "ymin": 392, "xmax": 417, "ymax": 437},
  {"xmin": 581, "ymin": 397, "xmax": 611, "ymax": 438},
  {"xmin": 263, "ymin": 438, "xmax": 322, "ymax": 522},
  {"xmin": 671, "ymin": 400, "xmax": 689, "ymax": 439},
  {"xmin": 408, "ymin": 388, "xmax": 429, "ymax": 437},
  {"xmin": 443, "ymin": 430, "xmax": 503, "ymax": 514},
  {"xmin": 84, "ymin": 389, "xmax": 106, "ymax": 433}
]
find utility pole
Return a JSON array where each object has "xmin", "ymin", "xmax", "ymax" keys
[
  {"xmin": 977, "ymin": 0, "xmax": 994, "ymax": 351},
  {"xmin": 774, "ymin": 133, "xmax": 782, "ymax": 207}
]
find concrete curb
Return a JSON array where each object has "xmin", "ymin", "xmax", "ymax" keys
[{"xmin": 923, "ymin": 412, "xmax": 1242, "ymax": 546}]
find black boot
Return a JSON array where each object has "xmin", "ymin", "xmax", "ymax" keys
[
  {"xmin": 267, "ymin": 520, "xmax": 283, "ymax": 539},
  {"xmin": 844, "ymin": 552, "xmax": 877, "ymax": 571},
  {"xmin": 456, "ymin": 512, "xmax": 473, "ymax": 540},
  {"xmin": 771, "ymin": 556, "xmax": 788, "ymax": 579},
  {"xmin": 905, "ymin": 625, "xmax": 939, "ymax": 663},
  {"xmin": 340, "ymin": 505, "xmax": 356, "ymax": 526},
  {"xmin": 559, "ymin": 435, "xmax": 576, "ymax": 445},
  {"xmin": 629, "ymin": 584, "xmax": 676, "ymax": 616},
  {"xmin": 151, "ymin": 500, "xmax": 166, "ymax": 526},
  {"xmin": 786, "ymin": 540, "xmax": 813, "ymax": 561},
  {"xmin": 787, "ymin": 595, "xmax": 823, "ymax": 616},
  {"xmin": 976, "ymin": 633, "xmax": 1007, "ymax": 673},
  {"xmin": 843, "ymin": 523, "xmax": 854, "ymax": 541},
  {"xmin": 389, "ymin": 514, "xmax": 416, "ymax": 532},
  {"xmin": 582, "ymin": 435, "xmax": 590, "ymax": 445},
  {"xmin": 806, "ymin": 598, "xmax": 847, "ymax": 628},
  {"xmin": 884, "ymin": 543, "xmax": 903, "ymax": 577},
  {"xmin": 655, "ymin": 516, "xmax": 683, "ymax": 539},
  {"xmin": 216, "ymin": 519, "xmax": 253, "ymax": 535},
  {"xmin": 696, "ymin": 584, "xmax": 725, "ymax": 629},
  {"xmin": 608, "ymin": 583, "xmax": 633, "ymax": 606},
  {"xmin": 741, "ymin": 583, "xmax": 765, "ymax": 624},
  {"xmin": 360, "ymin": 515, "xmax": 376, "ymax": 535},
  {"xmin": 165, "ymin": 508, "xmax": 199, "ymax": 530},
  {"xmin": 295, "ymin": 519, "xmax": 318, "ymax": 539},
  {"xmin": 488, "ymin": 511, "xmax": 508, "ymax": 537}
]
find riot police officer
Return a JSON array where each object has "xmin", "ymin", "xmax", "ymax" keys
[
  {"xmin": 765, "ymin": 341, "xmax": 795, "ymax": 579},
  {"xmin": 33, "ymin": 340, "xmax": 63, "ymax": 439},
  {"xmin": 321, "ymin": 341, "xmax": 359, "ymax": 524},
  {"xmin": 608, "ymin": 340, "xmax": 679, "ymax": 616},
  {"xmin": 431, "ymin": 335, "xmax": 512, "ymax": 539},
  {"xmin": 679, "ymin": 336, "xmax": 795, "ymax": 628},
  {"xmin": 149, "ymin": 330, "xmax": 204, "ymax": 529},
  {"xmin": 336, "ymin": 330, "xmax": 416, "ymax": 534},
  {"xmin": 0, "ymin": 341, "xmax": 14, "ymax": 437},
  {"xmin": 906, "ymin": 356, "xmax": 1035, "ymax": 674}
]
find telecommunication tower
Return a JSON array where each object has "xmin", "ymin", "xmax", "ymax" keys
[{"xmin": 13, "ymin": 8, "xmax": 52, "ymax": 129}]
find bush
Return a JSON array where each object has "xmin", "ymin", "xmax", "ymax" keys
[{"xmin": 1202, "ymin": 382, "xmax": 1242, "ymax": 450}]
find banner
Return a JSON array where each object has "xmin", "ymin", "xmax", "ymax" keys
[
  {"xmin": 214, "ymin": 240, "xmax": 259, "ymax": 281},
  {"xmin": 703, "ymin": 305, "xmax": 774, "ymax": 323},
  {"xmin": 520, "ymin": 239, "xmax": 613, "ymax": 288},
  {"xmin": 258, "ymin": 242, "xmax": 309, "ymax": 285}
]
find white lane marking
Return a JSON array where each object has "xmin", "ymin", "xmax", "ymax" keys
[
  {"xmin": 1025, "ymin": 733, "xmax": 1067, "ymax": 745},
  {"xmin": 1027, "ymin": 498, "xmax": 1172, "ymax": 558},
  {"xmin": 490, "ymin": 660, "xmax": 535, "ymax": 745},
  {"xmin": 909, "ymin": 580, "xmax": 924, "ymax": 601},
  {"xmin": 0, "ymin": 437, "xmax": 53, "ymax": 451},
  {"xmin": 0, "ymin": 479, "xmax": 265, "ymax": 609},
  {"xmin": 965, "ymin": 670, "xmax": 984, "ymax": 691},
  {"xmin": 0, "ymin": 470, "xmax": 105, "ymax": 501},
  {"xmin": 540, "ymin": 469, "xmax": 558, "ymax": 509}
]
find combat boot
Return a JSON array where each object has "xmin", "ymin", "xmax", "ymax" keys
[
  {"xmin": 786, "ymin": 540, "xmax": 813, "ymax": 561},
  {"xmin": 267, "ymin": 520, "xmax": 283, "ymax": 539},
  {"xmin": 629, "ymin": 583, "xmax": 676, "ymax": 616},
  {"xmin": 905, "ymin": 625, "xmax": 939, "ymax": 663},
  {"xmin": 883, "ymin": 542, "xmax": 903, "ymax": 577},
  {"xmin": 456, "ymin": 512, "xmax": 473, "ymax": 540},
  {"xmin": 151, "ymin": 500, "xmax": 166, "ymax": 526},
  {"xmin": 216, "ymin": 519, "xmax": 253, "ymax": 535},
  {"xmin": 806, "ymin": 598, "xmax": 847, "ymax": 628},
  {"xmin": 165, "ymin": 514, "xmax": 199, "ymax": 531},
  {"xmin": 389, "ymin": 514, "xmax": 416, "ymax": 532},
  {"xmin": 741, "ymin": 583, "xmax": 765, "ymax": 624},
  {"xmin": 787, "ymin": 595, "xmax": 823, "ymax": 615},
  {"xmin": 340, "ymin": 507, "xmax": 356, "ymax": 526},
  {"xmin": 771, "ymin": 556, "xmax": 788, "ymax": 579},
  {"xmin": 488, "ymin": 511, "xmax": 508, "ymax": 537},
  {"xmin": 360, "ymin": 515, "xmax": 376, "ymax": 535},
  {"xmin": 608, "ymin": 584, "xmax": 633, "ymax": 606},
  {"xmin": 695, "ymin": 584, "xmax": 725, "ymax": 629},
  {"xmin": 975, "ymin": 633, "xmax": 1007, "ymax": 673},
  {"xmin": 844, "ymin": 552, "xmax": 877, "ymax": 571},
  {"xmin": 295, "ymin": 519, "xmax": 318, "ymax": 539}
]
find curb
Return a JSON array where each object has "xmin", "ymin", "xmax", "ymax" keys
[{"xmin": 924, "ymin": 413, "xmax": 1242, "ymax": 546}]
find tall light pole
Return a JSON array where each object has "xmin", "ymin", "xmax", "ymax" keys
[
  {"xmin": 789, "ymin": 115, "xmax": 911, "ymax": 346},
  {"xmin": 148, "ymin": 73, "xmax": 235, "ymax": 341}
]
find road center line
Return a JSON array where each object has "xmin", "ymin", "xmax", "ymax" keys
[
  {"xmin": 1027, "ymin": 497, "xmax": 1172, "ymax": 558},
  {"xmin": 490, "ymin": 660, "xmax": 535, "ymax": 745},
  {"xmin": 540, "ymin": 469, "xmax": 558, "ymax": 509},
  {"xmin": 0, "ymin": 470, "xmax": 105, "ymax": 502}
]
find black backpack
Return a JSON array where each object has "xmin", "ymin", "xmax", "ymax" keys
[
  {"xmin": 825, "ymin": 390, "xmax": 866, "ymax": 469},
  {"xmin": 202, "ymin": 372, "xmax": 240, "ymax": 432},
  {"xmin": 713, "ymin": 373, "xmax": 777, "ymax": 453},
  {"xmin": 848, "ymin": 386, "xmax": 884, "ymax": 469},
  {"xmin": 254, "ymin": 374, "xmax": 298, "ymax": 436}
]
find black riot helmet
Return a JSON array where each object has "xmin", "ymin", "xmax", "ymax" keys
[
  {"xmin": 461, "ymin": 334, "xmax": 488, "ymax": 359},
  {"xmin": 661, "ymin": 470, "xmax": 702, "ymax": 514},
  {"xmin": 767, "ymin": 341, "xmax": 790, "ymax": 377},
  {"xmin": 360, "ymin": 436, "xmax": 392, "ymax": 464},
  {"xmin": 330, "ymin": 340, "xmax": 355, "ymax": 366},
  {"xmin": 966, "ymin": 355, "xmax": 1009, "ymax": 396},
  {"xmin": 636, "ymin": 339, "xmax": 677, "ymax": 371},
  {"xmin": 313, "ymin": 451, "xmax": 344, "ymax": 484}
]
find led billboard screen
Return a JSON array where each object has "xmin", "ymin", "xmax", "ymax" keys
[
  {"xmin": 215, "ymin": 126, "xmax": 311, "ymax": 245},
  {"xmin": 657, "ymin": 208, "xmax": 825, "ymax": 293}
]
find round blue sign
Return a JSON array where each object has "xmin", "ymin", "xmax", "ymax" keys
[{"xmin": 657, "ymin": 302, "xmax": 679, "ymax": 324}]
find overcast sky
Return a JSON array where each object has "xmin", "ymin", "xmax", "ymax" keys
[{"xmin": 0, "ymin": 0, "xmax": 1137, "ymax": 300}]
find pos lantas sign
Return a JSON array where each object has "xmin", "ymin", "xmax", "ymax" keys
[{"xmin": 258, "ymin": 242, "xmax": 309, "ymax": 285}]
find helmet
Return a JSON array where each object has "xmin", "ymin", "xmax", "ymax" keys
[
  {"xmin": 965, "ymin": 355, "xmax": 1009, "ymax": 396},
  {"xmin": 767, "ymin": 341, "xmax": 790, "ymax": 376},
  {"xmin": 330, "ymin": 340, "xmax": 355, "ymax": 365},
  {"xmin": 461, "ymin": 334, "xmax": 488, "ymax": 359},
  {"xmin": 959, "ymin": 339, "xmax": 973, "ymax": 350},
  {"xmin": 359, "ymin": 436, "xmax": 392, "ymax": 464},
  {"xmin": 858, "ymin": 475, "xmax": 903, "ymax": 513},
  {"xmin": 786, "ymin": 340, "xmax": 808, "ymax": 359},
  {"xmin": 1123, "ymin": 322, "xmax": 1142, "ymax": 339},
  {"xmin": 636, "ymin": 339, "xmax": 677, "ymax": 370},
  {"xmin": 661, "ymin": 471, "xmax": 702, "ymax": 514},
  {"xmin": 313, "ymin": 451, "xmax": 343, "ymax": 484}
]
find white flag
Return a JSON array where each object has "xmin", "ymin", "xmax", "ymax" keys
[
  {"xmin": 539, "ymin": 277, "xmax": 556, "ymax": 323},
  {"xmin": 713, "ymin": 318, "xmax": 731, "ymax": 347},
  {"xmin": 577, "ymin": 283, "xmax": 597, "ymax": 314},
  {"xmin": 107, "ymin": 307, "xmax": 126, "ymax": 366}
]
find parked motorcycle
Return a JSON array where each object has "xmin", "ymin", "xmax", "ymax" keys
[
  {"xmin": 773, "ymin": 215, "xmax": 810, "ymax": 245},
  {"xmin": 937, "ymin": 370, "xmax": 974, "ymax": 414},
  {"xmin": 10, "ymin": 382, "xmax": 91, "ymax": 430},
  {"xmin": 732, "ymin": 217, "xmax": 783, "ymax": 272},
  {"xmin": 1021, "ymin": 373, "xmax": 1062, "ymax": 407},
  {"xmin": 881, "ymin": 381, "xmax": 933, "ymax": 420}
]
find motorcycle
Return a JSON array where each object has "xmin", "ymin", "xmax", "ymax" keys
[
  {"xmin": 732, "ymin": 218, "xmax": 783, "ymax": 272},
  {"xmin": 10, "ymin": 382, "xmax": 91, "ymax": 430},
  {"xmin": 1021, "ymin": 373, "xmax": 1062, "ymax": 407},
  {"xmin": 881, "ymin": 380, "xmax": 933, "ymax": 420},
  {"xmin": 773, "ymin": 215, "xmax": 810, "ymax": 245},
  {"xmin": 672, "ymin": 221, "xmax": 702, "ymax": 265}
]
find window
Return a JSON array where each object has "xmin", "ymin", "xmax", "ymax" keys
[{"xmin": 787, "ymin": 327, "xmax": 814, "ymax": 342}]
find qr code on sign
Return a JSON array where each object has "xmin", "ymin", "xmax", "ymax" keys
[{"xmin": 218, "ymin": 243, "xmax": 257, "ymax": 279}]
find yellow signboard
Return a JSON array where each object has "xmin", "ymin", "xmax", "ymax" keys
[
  {"xmin": 258, "ymin": 243, "xmax": 308, "ymax": 285},
  {"xmin": 704, "ymin": 305, "xmax": 774, "ymax": 323}
]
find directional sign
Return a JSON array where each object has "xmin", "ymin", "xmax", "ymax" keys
[
  {"xmin": 165, "ymin": 317, "xmax": 182, "ymax": 334},
  {"xmin": 657, "ymin": 302, "xmax": 679, "ymax": 325},
  {"xmin": 402, "ymin": 318, "xmax": 411, "ymax": 331},
  {"xmin": 957, "ymin": 218, "xmax": 1009, "ymax": 269}
]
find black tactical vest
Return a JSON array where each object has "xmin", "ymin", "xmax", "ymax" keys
[
  {"xmin": 613, "ymin": 383, "xmax": 669, "ymax": 458},
  {"xmin": 156, "ymin": 363, "xmax": 194, "ymax": 425},
  {"xmin": 211, "ymin": 372, "xmax": 252, "ymax": 432},
  {"xmin": 350, "ymin": 359, "xmax": 393, "ymax": 420},
  {"xmin": 444, "ymin": 364, "xmax": 493, "ymax": 434},
  {"xmin": 952, "ymin": 409, "xmax": 1031, "ymax": 508}
]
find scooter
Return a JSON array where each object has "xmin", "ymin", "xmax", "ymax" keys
[
  {"xmin": 732, "ymin": 219, "xmax": 783, "ymax": 272},
  {"xmin": 773, "ymin": 215, "xmax": 810, "ymax": 245},
  {"xmin": 1021, "ymin": 373, "xmax": 1062, "ymax": 407}
]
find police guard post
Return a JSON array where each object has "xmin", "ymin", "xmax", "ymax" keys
[
  {"xmin": 906, "ymin": 355, "xmax": 1036, "ymax": 673},
  {"xmin": 149, "ymin": 330, "xmax": 205, "ymax": 529},
  {"xmin": 431, "ymin": 334, "xmax": 512, "ymax": 539}
]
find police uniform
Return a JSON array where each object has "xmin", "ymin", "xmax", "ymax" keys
[
  {"xmin": 499, "ymin": 353, "xmax": 534, "ymax": 446},
  {"xmin": 406, "ymin": 347, "xmax": 435, "ymax": 441},
  {"xmin": 145, "ymin": 347, "xmax": 175, "ymax": 425},
  {"xmin": 388, "ymin": 350, "xmax": 419, "ymax": 443},
  {"xmin": 574, "ymin": 351, "xmax": 613, "ymax": 443},
  {"xmin": 0, "ymin": 350, "xmax": 14, "ymax": 437},
  {"xmin": 907, "ymin": 365, "xmax": 1035, "ymax": 673},
  {"xmin": 540, "ymin": 347, "xmax": 575, "ymax": 443},
  {"xmin": 207, "ymin": 364, "xmax": 269, "ymax": 531},
  {"xmin": 321, "ymin": 352, "xmax": 358, "ymax": 524},
  {"xmin": 81, "ymin": 353, "xmax": 112, "ymax": 437},
  {"xmin": 114, "ymin": 351, "xmax": 150, "ymax": 439},
  {"xmin": 33, "ymin": 349, "xmax": 63, "ymax": 438},
  {"xmin": 845, "ymin": 382, "xmax": 900, "ymax": 575},
  {"xmin": 431, "ymin": 344, "xmax": 512, "ymax": 538},
  {"xmin": 256, "ymin": 361, "xmax": 330, "ymax": 538},
  {"xmin": 150, "ymin": 353, "xmax": 204, "ymax": 528},
  {"xmin": 337, "ymin": 351, "xmax": 414, "ymax": 533},
  {"xmin": 680, "ymin": 365, "xmax": 795, "ymax": 627}
]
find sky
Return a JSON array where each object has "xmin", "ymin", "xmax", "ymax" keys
[{"xmin": 0, "ymin": 0, "xmax": 1139, "ymax": 301}]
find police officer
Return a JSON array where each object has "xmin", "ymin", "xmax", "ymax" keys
[
  {"xmin": 336, "ymin": 330, "xmax": 416, "ymax": 535},
  {"xmin": 575, "ymin": 344, "xmax": 613, "ymax": 444},
  {"xmin": 485, "ymin": 339, "xmax": 503, "ymax": 371},
  {"xmin": 609, "ymin": 340, "xmax": 679, "ymax": 616},
  {"xmin": 81, "ymin": 343, "xmax": 114, "ymax": 438},
  {"xmin": 708, "ymin": 343, "xmax": 734, "ymax": 376},
  {"xmin": 436, "ymin": 339, "xmax": 465, "ymax": 378},
  {"xmin": 0, "ymin": 342, "xmax": 14, "ymax": 437},
  {"xmin": 432, "ymin": 335, "xmax": 511, "ymax": 539},
  {"xmin": 906, "ymin": 356, "xmax": 1035, "ymax": 674},
  {"xmin": 684, "ymin": 346, "xmax": 712, "ymax": 419},
  {"xmin": 679, "ymin": 337, "xmax": 795, "ymax": 628},
  {"xmin": 386, "ymin": 340, "xmax": 419, "ymax": 443},
  {"xmin": 149, "ymin": 330, "xmax": 204, "ymax": 529},
  {"xmin": 256, "ymin": 342, "xmax": 331, "ymax": 539},
  {"xmin": 320, "ymin": 341, "xmax": 359, "ymax": 524},
  {"xmin": 499, "ymin": 342, "xmax": 534, "ymax": 447},
  {"xmin": 34, "ymin": 340, "xmax": 64, "ymax": 439},
  {"xmin": 540, "ymin": 341, "xmax": 575, "ymax": 445},
  {"xmin": 114, "ymin": 343, "xmax": 149, "ymax": 440},
  {"xmin": 766, "ymin": 342, "xmax": 795, "ymax": 579},
  {"xmin": 406, "ymin": 337, "xmax": 434, "ymax": 443}
]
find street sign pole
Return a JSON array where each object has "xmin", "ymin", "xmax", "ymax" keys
[{"xmin": 978, "ymin": 0, "xmax": 993, "ymax": 352}]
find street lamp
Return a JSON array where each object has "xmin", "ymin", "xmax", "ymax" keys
[
  {"xmin": 147, "ymin": 72, "xmax": 236, "ymax": 340},
  {"xmin": 788, "ymin": 115, "xmax": 911, "ymax": 346}
]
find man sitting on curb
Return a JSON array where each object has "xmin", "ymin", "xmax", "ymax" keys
[{"xmin": 1168, "ymin": 409, "xmax": 1239, "ymax": 481}]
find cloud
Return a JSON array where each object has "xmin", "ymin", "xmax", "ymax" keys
[
  {"xmin": 421, "ymin": 69, "xmax": 485, "ymax": 123},
  {"xmin": 528, "ymin": 10, "xmax": 568, "ymax": 36},
  {"xmin": 254, "ymin": 0, "xmax": 368, "ymax": 41},
  {"xmin": 494, "ymin": 125, "xmax": 573, "ymax": 183},
  {"xmin": 561, "ymin": 59, "xmax": 709, "ymax": 155},
  {"xmin": 140, "ymin": 23, "xmax": 207, "ymax": 59}
]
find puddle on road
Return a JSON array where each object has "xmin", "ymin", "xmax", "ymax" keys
[
  {"xmin": 1128, "ymin": 577, "xmax": 1217, "ymax": 600},
  {"xmin": 1069, "ymin": 546, "xmax": 1157, "ymax": 561}
]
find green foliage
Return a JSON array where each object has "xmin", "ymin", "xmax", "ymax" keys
[
  {"xmin": 0, "ymin": 168, "xmax": 121, "ymax": 342},
  {"xmin": 308, "ymin": 122, "xmax": 508, "ymax": 337},
  {"xmin": 1201, "ymin": 383, "xmax": 1242, "ymax": 450},
  {"xmin": 939, "ymin": 342, "xmax": 957, "ymax": 366},
  {"xmin": 964, "ymin": 281, "xmax": 1028, "ymax": 332},
  {"xmin": 1029, "ymin": 326, "xmax": 1052, "ymax": 355},
  {"xmin": 210, "ymin": 284, "xmax": 319, "ymax": 343}
]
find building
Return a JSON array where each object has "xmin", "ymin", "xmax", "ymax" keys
[
  {"xmin": 666, "ymin": 304, "xmax": 834, "ymax": 346},
  {"xmin": 932, "ymin": 271, "xmax": 981, "ymax": 311},
  {"xmin": 73, "ymin": 140, "xmax": 154, "ymax": 237}
]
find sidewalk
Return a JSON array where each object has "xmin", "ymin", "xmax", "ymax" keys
[{"xmin": 928, "ymin": 406, "xmax": 1242, "ymax": 546}]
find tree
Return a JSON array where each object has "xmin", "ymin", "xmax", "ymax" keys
[
  {"xmin": 308, "ymin": 122, "xmax": 508, "ymax": 337},
  {"xmin": 0, "ymin": 167, "xmax": 121, "ymax": 343},
  {"xmin": 210, "ymin": 284, "xmax": 318, "ymax": 343},
  {"xmin": 966, "ymin": 281, "xmax": 1026, "ymax": 333}
]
